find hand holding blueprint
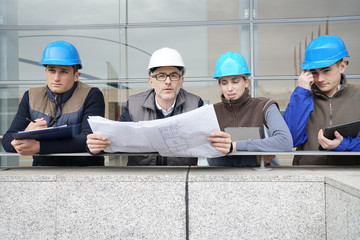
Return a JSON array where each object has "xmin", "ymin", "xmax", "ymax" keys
[{"xmin": 88, "ymin": 104, "xmax": 224, "ymax": 158}]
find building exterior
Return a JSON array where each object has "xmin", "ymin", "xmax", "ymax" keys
[{"xmin": 1, "ymin": 0, "xmax": 360, "ymax": 166}]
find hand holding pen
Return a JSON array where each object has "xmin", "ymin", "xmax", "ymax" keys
[
  {"xmin": 25, "ymin": 117, "xmax": 47, "ymax": 131},
  {"xmin": 26, "ymin": 117, "xmax": 36, "ymax": 123}
]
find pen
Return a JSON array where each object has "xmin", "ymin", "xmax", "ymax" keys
[{"xmin": 26, "ymin": 117, "xmax": 36, "ymax": 123}]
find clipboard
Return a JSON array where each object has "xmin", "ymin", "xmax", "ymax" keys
[
  {"xmin": 225, "ymin": 127, "xmax": 261, "ymax": 141},
  {"xmin": 319, "ymin": 120, "xmax": 360, "ymax": 150},
  {"xmin": 13, "ymin": 125, "xmax": 73, "ymax": 140}
]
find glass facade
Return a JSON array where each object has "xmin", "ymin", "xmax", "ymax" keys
[{"xmin": 1, "ymin": 0, "xmax": 360, "ymax": 166}]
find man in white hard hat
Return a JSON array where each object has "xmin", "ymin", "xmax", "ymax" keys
[{"xmin": 87, "ymin": 47, "xmax": 204, "ymax": 165}]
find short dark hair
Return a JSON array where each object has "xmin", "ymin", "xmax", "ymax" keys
[
  {"xmin": 72, "ymin": 64, "xmax": 80, "ymax": 73},
  {"xmin": 335, "ymin": 58, "xmax": 349, "ymax": 66},
  {"xmin": 45, "ymin": 64, "xmax": 80, "ymax": 75}
]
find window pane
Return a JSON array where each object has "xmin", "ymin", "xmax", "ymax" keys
[
  {"xmin": 123, "ymin": 24, "xmax": 250, "ymax": 106},
  {"xmin": 17, "ymin": 29, "xmax": 120, "ymax": 81},
  {"xmin": 255, "ymin": 21, "xmax": 360, "ymax": 76},
  {"xmin": 127, "ymin": 0, "xmax": 206, "ymax": 22},
  {"xmin": 125, "ymin": 25, "xmax": 250, "ymax": 79},
  {"xmin": 16, "ymin": 0, "xmax": 119, "ymax": 25},
  {"xmin": 256, "ymin": 79, "xmax": 296, "ymax": 111},
  {"xmin": 127, "ymin": 0, "xmax": 250, "ymax": 23},
  {"xmin": 256, "ymin": 0, "xmax": 360, "ymax": 19}
]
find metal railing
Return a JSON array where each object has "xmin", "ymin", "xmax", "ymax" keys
[
  {"xmin": 2, "ymin": 150, "xmax": 359, "ymax": 157},
  {"xmin": 1, "ymin": 151, "xmax": 360, "ymax": 171}
]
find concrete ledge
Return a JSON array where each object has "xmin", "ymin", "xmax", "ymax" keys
[
  {"xmin": 0, "ymin": 167, "xmax": 188, "ymax": 240},
  {"xmin": 0, "ymin": 167, "xmax": 359, "ymax": 239},
  {"xmin": 188, "ymin": 167, "xmax": 326, "ymax": 239}
]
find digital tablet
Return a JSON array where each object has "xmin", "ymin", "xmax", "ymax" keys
[
  {"xmin": 323, "ymin": 120, "xmax": 360, "ymax": 140},
  {"xmin": 13, "ymin": 125, "xmax": 73, "ymax": 141},
  {"xmin": 319, "ymin": 120, "xmax": 360, "ymax": 150},
  {"xmin": 225, "ymin": 127, "xmax": 261, "ymax": 141}
]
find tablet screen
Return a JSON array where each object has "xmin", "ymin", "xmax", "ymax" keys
[
  {"xmin": 323, "ymin": 120, "xmax": 360, "ymax": 140},
  {"xmin": 225, "ymin": 127, "xmax": 261, "ymax": 141}
]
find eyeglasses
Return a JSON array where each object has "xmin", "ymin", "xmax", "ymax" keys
[{"xmin": 151, "ymin": 73, "xmax": 181, "ymax": 81}]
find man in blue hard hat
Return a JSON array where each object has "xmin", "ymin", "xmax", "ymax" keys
[
  {"xmin": 2, "ymin": 40, "xmax": 105, "ymax": 166},
  {"xmin": 284, "ymin": 35, "xmax": 360, "ymax": 165}
]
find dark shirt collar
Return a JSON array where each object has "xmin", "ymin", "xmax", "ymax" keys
[
  {"xmin": 46, "ymin": 82, "xmax": 78, "ymax": 105},
  {"xmin": 46, "ymin": 82, "xmax": 78, "ymax": 126}
]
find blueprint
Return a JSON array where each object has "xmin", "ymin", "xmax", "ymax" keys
[{"xmin": 88, "ymin": 104, "xmax": 223, "ymax": 158}]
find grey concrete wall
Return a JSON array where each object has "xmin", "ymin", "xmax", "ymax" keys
[
  {"xmin": 188, "ymin": 169, "xmax": 326, "ymax": 240},
  {"xmin": 0, "ymin": 167, "xmax": 359, "ymax": 240},
  {"xmin": 0, "ymin": 167, "xmax": 187, "ymax": 240},
  {"xmin": 325, "ymin": 174, "xmax": 360, "ymax": 240}
]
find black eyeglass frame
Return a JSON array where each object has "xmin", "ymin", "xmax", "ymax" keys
[{"xmin": 151, "ymin": 73, "xmax": 182, "ymax": 81}]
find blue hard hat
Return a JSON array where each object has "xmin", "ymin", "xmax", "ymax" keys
[
  {"xmin": 301, "ymin": 35, "xmax": 349, "ymax": 70},
  {"xmin": 213, "ymin": 51, "xmax": 251, "ymax": 79},
  {"xmin": 39, "ymin": 41, "xmax": 82, "ymax": 69}
]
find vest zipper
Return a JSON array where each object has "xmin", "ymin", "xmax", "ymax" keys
[
  {"xmin": 228, "ymin": 100, "xmax": 236, "ymax": 124},
  {"xmin": 50, "ymin": 94, "xmax": 59, "ymax": 126},
  {"xmin": 329, "ymin": 99, "xmax": 333, "ymax": 126}
]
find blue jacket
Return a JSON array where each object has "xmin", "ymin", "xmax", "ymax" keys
[
  {"xmin": 284, "ymin": 86, "xmax": 360, "ymax": 151},
  {"xmin": 284, "ymin": 75, "xmax": 360, "ymax": 165}
]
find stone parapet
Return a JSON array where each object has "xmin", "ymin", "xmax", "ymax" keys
[{"xmin": 0, "ymin": 166, "xmax": 359, "ymax": 239}]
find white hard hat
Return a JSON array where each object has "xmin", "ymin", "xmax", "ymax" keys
[{"xmin": 147, "ymin": 47, "xmax": 186, "ymax": 72}]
